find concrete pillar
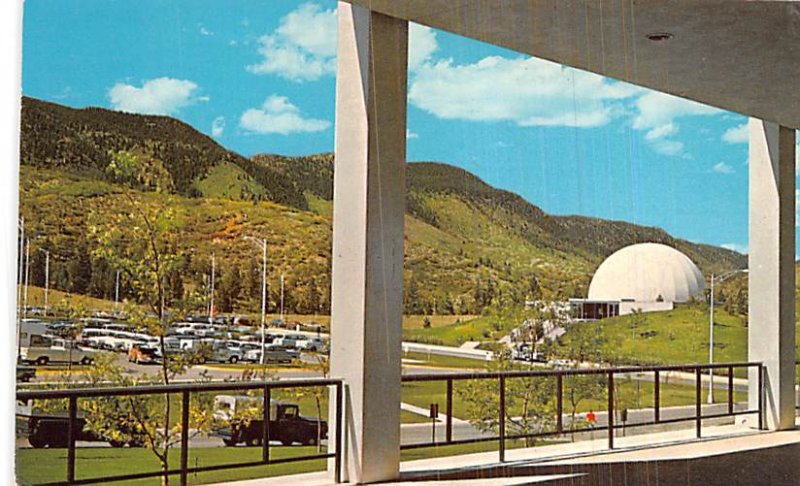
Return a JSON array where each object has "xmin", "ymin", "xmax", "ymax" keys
[
  {"xmin": 328, "ymin": 2, "xmax": 407, "ymax": 483},
  {"xmin": 748, "ymin": 119, "xmax": 796, "ymax": 430}
]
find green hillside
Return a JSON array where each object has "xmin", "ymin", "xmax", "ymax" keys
[
  {"xmin": 20, "ymin": 96, "xmax": 307, "ymax": 208},
  {"xmin": 17, "ymin": 97, "xmax": 746, "ymax": 317}
]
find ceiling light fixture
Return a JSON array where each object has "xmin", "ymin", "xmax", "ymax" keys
[{"xmin": 646, "ymin": 32, "xmax": 673, "ymax": 42}]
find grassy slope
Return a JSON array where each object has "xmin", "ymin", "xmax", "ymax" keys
[
  {"xmin": 561, "ymin": 303, "xmax": 800, "ymax": 366},
  {"xmin": 20, "ymin": 166, "xmax": 595, "ymax": 315},
  {"xmin": 194, "ymin": 161, "xmax": 267, "ymax": 200}
]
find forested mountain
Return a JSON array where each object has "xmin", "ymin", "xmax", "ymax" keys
[
  {"xmin": 20, "ymin": 97, "xmax": 307, "ymax": 209},
  {"xmin": 18, "ymin": 97, "xmax": 746, "ymax": 316}
]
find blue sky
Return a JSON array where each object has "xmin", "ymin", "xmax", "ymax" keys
[{"xmin": 23, "ymin": 0, "xmax": 796, "ymax": 255}]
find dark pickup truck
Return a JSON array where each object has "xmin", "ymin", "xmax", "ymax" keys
[
  {"xmin": 213, "ymin": 395, "xmax": 327, "ymax": 447},
  {"xmin": 21, "ymin": 413, "xmax": 104, "ymax": 448},
  {"xmin": 17, "ymin": 402, "xmax": 143, "ymax": 448}
]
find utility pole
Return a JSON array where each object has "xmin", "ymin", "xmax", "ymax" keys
[
  {"xmin": 280, "ymin": 274, "xmax": 285, "ymax": 323},
  {"xmin": 17, "ymin": 217, "xmax": 24, "ymax": 361},
  {"xmin": 244, "ymin": 236, "xmax": 269, "ymax": 364},
  {"xmin": 209, "ymin": 254, "xmax": 216, "ymax": 324},
  {"xmin": 709, "ymin": 273, "xmax": 715, "ymax": 404},
  {"xmin": 260, "ymin": 241, "xmax": 267, "ymax": 364},
  {"xmin": 114, "ymin": 270, "xmax": 120, "ymax": 309},
  {"xmin": 41, "ymin": 249, "xmax": 50, "ymax": 315},
  {"xmin": 708, "ymin": 269, "xmax": 748, "ymax": 404},
  {"xmin": 23, "ymin": 239, "xmax": 30, "ymax": 321}
]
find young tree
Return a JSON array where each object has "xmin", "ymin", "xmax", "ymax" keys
[
  {"xmin": 88, "ymin": 152, "xmax": 196, "ymax": 484},
  {"xmin": 457, "ymin": 347, "xmax": 556, "ymax": 447},
  {"xmin": 287, "ymin": 353, "xmax": 329, "ymax": 452}
]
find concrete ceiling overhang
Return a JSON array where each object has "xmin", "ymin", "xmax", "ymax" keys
[{"xmin": 343, "ymin": 0, "xmax": 800, "ymax": 128}]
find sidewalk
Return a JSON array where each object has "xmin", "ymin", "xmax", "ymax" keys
[{"xmin": 209, "ymin": 417, "xmax": 793, "ymax": 485}]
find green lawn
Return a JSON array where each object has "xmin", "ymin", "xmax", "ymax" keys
[
  {"xmin": 16, "ymin": 446, "xmax": 325, "ymax": 486},
  {"xmin": 16, "ymin": 439, "xmax": 571, "ymax": 485},
  {"xmin": 402, "ymin": 308, "xmax": 532, "ymax": 347},
  {"xmin": 565, "ymin": 304, "xmax": 750, "ymax": 366}
]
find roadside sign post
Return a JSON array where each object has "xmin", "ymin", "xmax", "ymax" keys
[{"xmin": 429, "ymin": 403, "xmax": 439, "ymax": 444}]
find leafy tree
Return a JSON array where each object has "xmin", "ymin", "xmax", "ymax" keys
[
  {"xmin": 88, "ymin": 157, "xmax": 198, "ymax": 485},
  {"xmin": 287, "ymin": 354, "xmax": 329, "ymax": 452},
  {"xmin": 457, "ymin": 347, "xmax": 556, "ymax": 447},
  {"xmin": 563, "ymin": 374, "xmax": 606, "ymax": 438},
  {"xmin": 218, "ymin": 262, "xmax": 242, "ymax": 313}
]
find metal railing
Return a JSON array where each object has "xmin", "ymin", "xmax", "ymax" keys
[
  {"xmin": 401, "ymin": 362, "xmax": 763, "ymax": 462},
  {"xmin": 17, "ymin": 378, "xmax": 343, "ymax": 486}
]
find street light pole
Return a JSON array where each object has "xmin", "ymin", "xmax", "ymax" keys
[
  {"xmin": 40, "ymin": 249, "xmax": 50, "ymax": 315},
  {"xmin": 209, "ymin": 253, "xmax": 216, "ymax": 324},
  {"xmin": 708, "ymin": 273, "xmax": 715, "ymax": 404},
  {"xmin": 23, "ymin": 239, "xmax": 30, "ymax": 321},
  {"xmin": 280, "ymin": 274, "xmax": 285, "ymax": 323},
  {"xmin": 17, "ymin": 217, "xmax": 24, "ymax": 362},
  {"xmin": 708, "ymin": 268, "xmax": 747, "ymax": 404},
  {"xmin": 114, "ymin": 270, "xmax": 120, "ymax": 310},
  {"xmin": 244, "ymin": 236, "xmax": 269, "ymax": 365}
]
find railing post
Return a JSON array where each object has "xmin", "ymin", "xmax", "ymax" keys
[
  {"xmin": 262, "ymin": 385, "xmax": 271, "ymax": 463},
  {"xmin": 654, "ymin": 370, "xmax": 660, "ymax": 423},
  {"xmin": 499, "ymin": 376, "xmax": 506, "ymax": 463},
  {"xmin": 727, "ymin": 365, "xmax": 734, "ymax": 415},
  {"xmin": 180, "ymin": 391, "xmax": 190, "ymax": 486},
  {"xmin": 607, "ymin": 371, "xmax": 614, "ymax": 450},
  {"xmin": 758, "ymin": 365, "xmax": 764, "ymax": 430},
  {"xmin": 695, "ymin": 367, "xmax": 702, "ymax": 438},
  {"xmin": 335, "ymin": 382, "xmax": 343, "ymax": 484},
  {"xmin": 446, "ymin": 379, "xmax": 453, "ymax": 444},
  {"xmin": 67, "ymin": 396, "xmax": 77, "ymax": 483},
  {"xmin": 556, "ymin": 373, "xmax": 563, "ymax": 435}
]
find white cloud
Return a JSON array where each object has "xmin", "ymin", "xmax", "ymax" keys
[
  {"xmin": 247, "ymin": 3, "xmax": 337, "ymax": 81},
  {"xmin": 211, "ymin": 116, "xmax": 225, "ymax": 137},
  {"xmin": 712, "ymin": 161, "xmax": 734, "ymax": 174},
  {"xmin": 722, "ymin": 123, "xmax": 748, "ymax": 144},
  {"xmin": 652, "ymin": 140, "xmax": 685, "ymax": 156},
  {"xmin": 409, "ymin": 56, "xmax": 638, "ymax": 128},
  {"xmin": 247, "ymin": 3, "xmax": 437, "ymax": 82},
  {"xmin": 108, "ymin": 77, "xmax": 202, "ymax": 115},
  {"xmin": 199, "ymin": 25, "xmax": 213, "ymax": 36},
  {"xmin": 644, "ymin": 123, "xmax": 677, "ymax": 141},
  {"xmin": 406, "ymin": 129, "xmax": 419, "ymax": 140},
  {"xmin": 240, "ymin": 95, "xmax": 331, "ymax": 135},
  {"xmin": 632, "ymin": 91, "xmax": 721, "ymax": 130},
  {"xmin": 721, "ymin": 243, "xmax": 748, "ymax": 254},
  {"xmin": 631, "ymin": 91, "xmax": 721, "ymax": 156},
  {"xmin": 408, "ymin": 24, "xmax": 437, "ymax": 71}
]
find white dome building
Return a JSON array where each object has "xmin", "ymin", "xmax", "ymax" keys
[
  {"xmin": 570, "ymin": 243, "xmax": 705, "ymax": 320},
  {"xmin": 588, "ymin": 243, "xmax": 705, "ymax": 303}
]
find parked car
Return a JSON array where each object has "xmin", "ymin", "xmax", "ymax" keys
[
  {"xmin": 244, "ymin": 345, "xmax": 299, "ymax": 363},
  {"xmin": 128, "ymin": 344, "xmax": 159, "ymax": 364},
  {"xmin": 16, "ymin": 365, "xmax": 36, "ymax": 382},
  {"xmin": 272, "ymin": 333, "xmax": 305, "ymax": 348},
  {"xmin": 212, "ymin": 395, "xmax": 327, "ymax": 446},
  {"xmin": 197, "ymin": 342, "xmax": 244, "ymax": 364},
  {"xmin": 295, "ymin": 337, "xmax": 327, "ymax": 352},
  {"xmin": 20, "ymin": 336, "xmax": 95, "ymax": 366},
  {"xmin": 18, "ymin": 406, "xmax": 143, "ymax": 448}
]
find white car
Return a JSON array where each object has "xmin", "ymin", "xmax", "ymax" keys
[
  {"xmin": 21, "ymin": 336, "xmax": 96, "ymax": 366},
  {"xmin": 174, "ymin": 323, "xmax": 216, "ymax": 336},
  {"xmin": 296, "ymin": 337, "xmax": 327, "ymax": 352},
  {"xmin": 272, "ymin": 333, "xmax": 305, "ymax": 348}
]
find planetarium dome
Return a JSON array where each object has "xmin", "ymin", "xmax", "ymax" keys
[{"xmin": 587, "ymin": 243, "xmax": 705, "ymax": 303}]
